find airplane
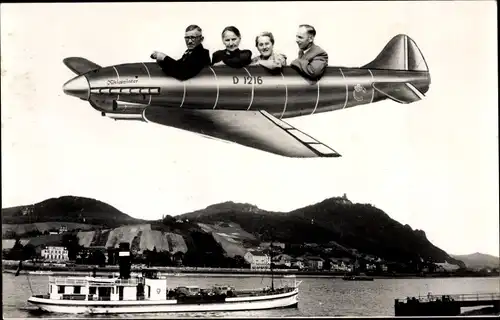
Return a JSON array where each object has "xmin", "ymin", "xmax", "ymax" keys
[{"xmin": 62, "ymin": 34, "xmax": 430, "ymax": 158}]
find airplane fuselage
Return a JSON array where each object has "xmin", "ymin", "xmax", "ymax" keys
[
  {"xmin": 61, "ymin": 34, "xmax": 431, "ymax": 157},
  {"xmin": 73, "ymin": 63, "xmax": 430, "ymax": 120}
]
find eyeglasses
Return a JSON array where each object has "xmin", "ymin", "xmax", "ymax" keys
[{"xmin": 184, "ymin": 36, "xmax": 201, "ymax": 41}]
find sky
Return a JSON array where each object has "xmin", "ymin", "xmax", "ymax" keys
[{"xmin": 1, "ymin": 1, "xmax": 498, "ymax": 257}]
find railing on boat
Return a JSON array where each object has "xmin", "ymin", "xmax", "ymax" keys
[
  {"xmin": 49, "ymin": 277, "xmax": 88, "ymax": 285},
  {"xmin": 49, "ymin": 276, "xmax": 142, "ymax": 286}
]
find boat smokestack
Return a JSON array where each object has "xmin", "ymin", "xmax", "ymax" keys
[{"xmin": 118, "ymin": 242, "xmax": 131, "ymax": 279}]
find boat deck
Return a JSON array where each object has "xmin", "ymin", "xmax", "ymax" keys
[{"xmin": 34, "ymin": 286, "xmax": 297, "ymax": 302}]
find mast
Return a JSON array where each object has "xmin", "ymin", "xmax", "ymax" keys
[
  {"xmin": 270, "ymin": 233, "xmax": 274, "ymax": 291},
  {"xmin": 271, "ymin": 246, "xmax": 274, "ymax": 291}
]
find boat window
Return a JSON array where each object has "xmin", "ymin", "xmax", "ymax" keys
[
  {"xmin": 89, "ymin": 287, "xmax": 96, "ymax": 295},
  {"xmin": 58, "ymin": 285, "xmax": 65, "ymax": 294},
  {"xmin": 74, "ymin": 286, "xmax": 81, "ymax": 294}
]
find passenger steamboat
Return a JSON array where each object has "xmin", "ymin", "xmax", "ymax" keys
[{"xmin": 26, "ymin": 247, "xmax": 301, "ymax": 314}]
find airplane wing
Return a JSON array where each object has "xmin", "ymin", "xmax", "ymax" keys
[
  {"xmin": 143, "ymin": 107, "xmax": 341, "ymax": 158},
  {"xmin": 63, "ymin": 57, "xmax": 101, "ymax": 75}
]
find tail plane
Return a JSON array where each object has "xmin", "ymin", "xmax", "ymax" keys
[{"xmin": 364, "ymin": 34, "xmax": 430, "ymax": 104}]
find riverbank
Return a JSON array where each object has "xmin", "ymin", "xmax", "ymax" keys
[{"xmin": 3, "ymin": 260, "xmax": 498, "ymax": 279}]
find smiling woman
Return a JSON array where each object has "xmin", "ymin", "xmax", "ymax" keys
[
  {"xmin": 212, "ymin": 26, "xmax": 253, "ymax": 68},
  {"xmin": 251, "ymin": 32, "xmax": 287, "ymax": 72}
]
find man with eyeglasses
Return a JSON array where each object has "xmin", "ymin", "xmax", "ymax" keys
[{"xmin": 151, "ymin": 25, "xmax": 211, "ymax": 81}]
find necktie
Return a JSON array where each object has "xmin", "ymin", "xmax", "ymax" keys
[{"xmin": 298, "ymin": 50, "xmax": 304, "ymax": 58}]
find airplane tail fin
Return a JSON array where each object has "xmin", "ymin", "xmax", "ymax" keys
[
  {"xmin": 363, "ymin": 34, "xmax": 429, "ymax": 72},
  {"xmin": 364, "ymin": 35, "xmax": 430, "ymax": 104}
]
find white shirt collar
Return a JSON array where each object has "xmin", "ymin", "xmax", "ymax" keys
[{"xmin": 303, "ymin": 45, "xmax": 313, "ymax": 55}]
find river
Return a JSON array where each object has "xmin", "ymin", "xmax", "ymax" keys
[{"xmin": 2, "ymin": 272, "xmax": 499, "ymax": 318}]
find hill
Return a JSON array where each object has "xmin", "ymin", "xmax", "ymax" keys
[
  {"xmin": 197, "ymin": 222, "xmax": 259, "ymax": 258},
  {"xmin": 2, "ymin": 222, "xmax": 98, "ymax": 238},
  {"xmin": 178, "ymin": 197, "xmax": 464, "ymax": 266},
  {"xmin": 2, "ymin": 196, "xmax": 233, "ymax": 267},
  {"xmin": 451, "ymin": 252, "xmax": 499, "ymax": 270},
  {"xmin": 3, "ymin": 195, "xmax": 465, "ymax": 267},
  {"xmin": 1, "ymin": 196, "xmax": 146, "ymax": 227}
]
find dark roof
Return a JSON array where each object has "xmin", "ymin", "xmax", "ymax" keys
[
  {"xmin": 275, "ymin": 254, "xmax": 292, "ymax": 259},
  {"xmin": 248, "ymin": 250, "xmax": 267, "ymax": 256}
]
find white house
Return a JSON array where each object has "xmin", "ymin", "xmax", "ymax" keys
[
  {"xmin": 244, "ymin": 251, "xmax": 271, "ymax": 270},
  {"xmin": 41, "ymin": 246, "xmax": 69, "ymax": 262},
  {"xmin": 273, "ymin": 254, "xmax": 292, "ymax": 267},
  {"xmin": 366, "ymin": 263, "xmax": 377, "ymax": 271}
]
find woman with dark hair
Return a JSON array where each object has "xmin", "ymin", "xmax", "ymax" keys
[{"xmin": 212, "ymin": 26, "xmax": 252, "ymax": 68}]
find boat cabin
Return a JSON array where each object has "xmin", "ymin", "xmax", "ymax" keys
[
  {"xmin": 47, "ymin": 270, "xmax": 169, "ymax": 301},
  {"xmin": 48, "ymin": 275, "xmax": 143, "ymax": 301}
]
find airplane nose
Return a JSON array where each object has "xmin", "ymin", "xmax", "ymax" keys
[{"xmin": 63, "ymin": 75, "xmax": 90, "ymax": 100}]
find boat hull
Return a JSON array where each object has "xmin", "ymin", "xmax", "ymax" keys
[{"xmin": 28, "ymin": 288, "xmax": 299, "ymax": 314}]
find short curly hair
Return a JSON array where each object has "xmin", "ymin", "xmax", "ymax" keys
[{"xmin": 255, "ymin": 32, "xmax": 275, "ymax": 47}]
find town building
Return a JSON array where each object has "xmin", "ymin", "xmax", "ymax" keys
[
  {"xmin": 260, "ymin": 242, "xmax": 286, "ymax": 250},
  {"xmin": 41, "ymin": 246, "xmax": 69, "ymax": 262},
  {"xmin": 336, "ymin": 193, "xmax": 352, "ymax": 205},
  {"xmin": 244, "ymin": 251, "xmax": 271, "ymax": 270},
  {"xmin": 366, "ymin": 263, "xmax": 377, "ymax": 271},
  {"xmin": 77, "ymin": 246, "xmax": 107, "ymax": 264},
  {"xmin": 329, "ymin": 257, "xmax": 353, "ymax": 272},
  {"xmin": 172, "ymin": 251, "xmax": 184, "ymax": 266},
  {"xmin": 272, "ymin": 254, "xmax": 292, "ymax": 267},
  {"xmin": 364, "ymin": 254, "xmax": 382, "ymax": 262},
  {"xmin": 291, "ymin": 257, "xmax": 305, "ymax": 270},
  {"xmin": 305, "ymin": 256, "xmax": 324, "ymax": 270}
]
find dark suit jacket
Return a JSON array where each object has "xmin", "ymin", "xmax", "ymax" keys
[
  {"xmin": 290, "ymin": 44, "xmax": 328, "ymax": 81},
  {"xmin": 212, "ymin": 49, "xmax": 252, "ymax": 68},
  {"xmin": 158, "ymin": 44, "xmax": 211, "ymax": 80}
]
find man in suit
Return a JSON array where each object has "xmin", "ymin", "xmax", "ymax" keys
[
  {"xmin": 290, "ymin": 24, "xmax": 328, "ymax": 81},
  {"xmin": 151, "ymin": 25, "xmax": 211, "ymax": 81}
]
